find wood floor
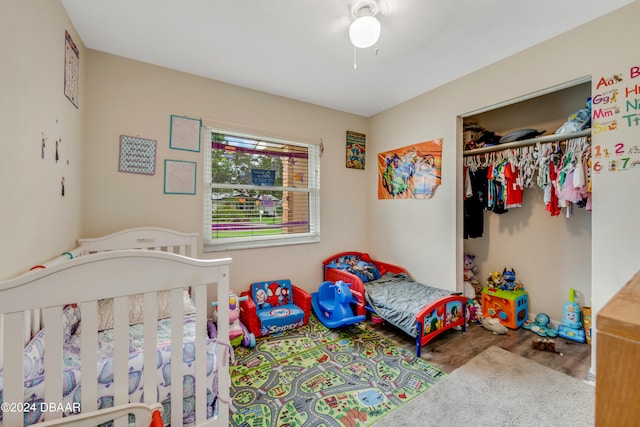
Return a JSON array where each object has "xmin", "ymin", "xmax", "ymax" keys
[{"xmin": 368, "ymin": 319, "xmax": 592, "ymax": 381}]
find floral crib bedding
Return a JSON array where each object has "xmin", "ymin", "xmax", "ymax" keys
[{"xmin": 0, "ymin": 313, "xmax": 219, "ymax": 427}]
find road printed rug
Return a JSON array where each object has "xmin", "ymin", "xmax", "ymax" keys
[{"xmin": 229, "ymin": 314, "xmax": 446, "ymax": 427}]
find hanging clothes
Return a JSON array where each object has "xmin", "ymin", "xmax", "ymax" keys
[
  {"xmin": 464, "ymin": 135, "xmax": 592, "ymax": 220},
  {"xmin": 464, "ymin": 166, "xmax": 488, "ymax": 238},
  {"xmin": 504, "ymin": 161, "xmax": 523, "ymax": 209}
]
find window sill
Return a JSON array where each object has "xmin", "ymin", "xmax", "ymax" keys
[{"xmin": 203, "ymin": 234, "xmax": 320, "ymax": 252}]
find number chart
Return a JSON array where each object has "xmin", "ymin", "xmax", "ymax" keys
[{"xmin": 592, "ymin": 64, "xmax": 640, "ymax": 174}]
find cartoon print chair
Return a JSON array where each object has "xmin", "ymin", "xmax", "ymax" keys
[{"xmin": 240, "ymin": 279, "xmax": 312, "ymax": 337}]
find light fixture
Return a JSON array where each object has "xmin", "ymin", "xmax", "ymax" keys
[{"xmin": 349, "ymin": 0, "xmax": 380, "ymax": 49}]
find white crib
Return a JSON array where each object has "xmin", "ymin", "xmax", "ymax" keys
[{"xmin": 0, "ymin": 228, "xmax": 231, "ymax": 427}]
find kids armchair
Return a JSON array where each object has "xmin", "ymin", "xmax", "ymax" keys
[{"xmin": 240, "ymin": 279, "xmax": 312, "ymax": 337}]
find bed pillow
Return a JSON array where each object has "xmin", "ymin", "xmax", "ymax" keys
[
  {"xmin": 346, "ymin": 260, "xmax": 381, "ymax": 283},
  {"xmin": 96, "ymin": 289, "xmax": 196, "ymax": 331}
]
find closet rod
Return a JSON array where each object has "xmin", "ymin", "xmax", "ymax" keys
[{"xmin": 463, "ymin": 129, "xmax": 591, "ymax": 157}]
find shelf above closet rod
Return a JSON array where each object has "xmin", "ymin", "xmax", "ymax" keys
[{"xmin": 463, "ymin": 128, "xmax": 591, "ymax": 157}]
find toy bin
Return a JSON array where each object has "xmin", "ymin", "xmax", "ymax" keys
[{"xmin": 482, "ymin": 287, "xmax": 528, "ymax": 329}]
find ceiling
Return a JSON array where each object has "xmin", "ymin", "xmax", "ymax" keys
[{"xmin": 61, "ymin": 0, "xmax": 633, "ymax": 117}]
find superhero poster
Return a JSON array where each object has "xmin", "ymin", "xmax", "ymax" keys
[{"xmin": 377, "ymin": 138, "xmax": 442, "ymax": 199}]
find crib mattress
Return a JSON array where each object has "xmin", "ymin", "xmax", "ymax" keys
[{"xmin": 364, "ymin": 272, "xmax": 453, "ymax": 337}]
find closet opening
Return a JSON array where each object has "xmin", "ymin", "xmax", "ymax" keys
[{"xmin": 458, "ymin": 77, "xmax": 593, "ymax": 331}]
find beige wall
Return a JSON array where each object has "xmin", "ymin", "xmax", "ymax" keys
[
  {"xmin": 0, "ymin": 1, "xmax": 85, "ymax": 279},
  {"xmin": 82, "ymin": 51, "xmax": 369, "ymax": 292},
  {"xmin": 369, "ymin": 0, "xmax": 640, "ymax": 375}
]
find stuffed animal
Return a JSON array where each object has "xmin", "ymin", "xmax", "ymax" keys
[
  {"xmin": 486, "ymin": 271, "xmax": 505, "ymax": 290},
  {"xmin": 523, "ymin": 313, "xmax": 558, "ymax": 337},
  {"xmin": 465, "ymin": 299, "xmax": 483, "ymax": 325},
  {"xmin": 481, "ymin": 317, "xmax": 507, "ymax": 335},
  {"xmin": 463, "ymin": 255, "xmax": 482, "ymax": 298},
  {"xmin": 501, "ymin": 268, "xmax": 524, "ymax": 291}
]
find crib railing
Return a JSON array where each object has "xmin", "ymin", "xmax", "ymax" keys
[{"xmin": 0, "ymin": 248, "xmax": 231, "ymax": 427}]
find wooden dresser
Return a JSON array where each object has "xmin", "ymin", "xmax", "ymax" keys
[{"xmin": 596, "ymin": 270, "xmax": 640, "ymax": 426}]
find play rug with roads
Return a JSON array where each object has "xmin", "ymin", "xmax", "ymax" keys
[{"xmin": 229, "ymin": 314, "xmax": 447, "ymax": 427}]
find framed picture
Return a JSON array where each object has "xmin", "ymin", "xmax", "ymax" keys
[
  {"xmin": 164, "ymin": 159, "xmax": 197, "ymax": 195},
  {"xmin": 118, "ymin": 135, "xmax": 157, "ymax": 175},
  {"xmin": 64, "ymin": 30, "xmax": 80, "ymax": 108},
  {"xmin": 346, "ymin": 131, "xmax": 365, "ymax": 169},
  {"xmin": 170, "ymin": 115, "xmax": 201, "ymax": 152}
]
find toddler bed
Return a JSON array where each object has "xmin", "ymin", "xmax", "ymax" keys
[
  {"xmin": 0, "ymin": 228, "xmax": 232, "ymax": 427},
  {"xmin": 322, "ymin": 251, "xmax": 466, "ymax": 356}
]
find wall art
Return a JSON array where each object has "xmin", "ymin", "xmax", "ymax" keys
[
  {"xmin": 164, "ymin": 159, "xmax": 197, "ymax": 195},
  {"xmin": 118, "ymin": 135, "xmax": 157, "ymax": 175},
  {"xmin": 346, "ymin": 130, "xmax": 366, "ymax": 169},
  {"xmin": 377, "ymin": 138, "xmax": 443, "ymax": 199},
  {"xmin": 64, "ymin": 30, "xmax": 79, "ymax": 108},
  {"xmin": 170, "ymin": 115, "xmax": 201, "ymax": 152}
]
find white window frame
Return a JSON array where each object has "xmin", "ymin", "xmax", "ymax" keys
[{"xmin": 203, "ymin": 124, "xmax": 320, "ymax": 251}]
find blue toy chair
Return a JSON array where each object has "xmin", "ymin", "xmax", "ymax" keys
[{"xmin": 312, "ymin": 280, "xmax": 366, "ymax": 328}]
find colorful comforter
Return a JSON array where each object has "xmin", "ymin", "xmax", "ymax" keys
[
  {"xmin": 364, "ymin": 272, "xmax": 452, "ymax": 337},
  {"xmin": 0, "ymin": 314, "xmax": 219, "ymax": 426}
]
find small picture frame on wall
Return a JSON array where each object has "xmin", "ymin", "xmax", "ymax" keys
[
  {"xmin": 170, "ymin": 115, "xmax": 201, "ymax": 152},
  {"xmin": 346, "ymin": 131, "xmax": 366, "ymax": 170},
  {"xmin": 64, "ymin": 30, "xmax": 80, "ymax": 108},
  {"xmin": 164, "ymin": 159, "xmax": 197, "ymax": 195},
  {"xmin": 118, "ymin": 135, "xmax": 157, "ymax": 175}
]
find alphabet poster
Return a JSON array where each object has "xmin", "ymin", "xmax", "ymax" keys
[
  {"xmin": 591, "ymin": 64, "xmax": 640, "ymax": 173},
  {"xmin": 377, "ymin": 138, "xmax": 442, "ymax": 199}
]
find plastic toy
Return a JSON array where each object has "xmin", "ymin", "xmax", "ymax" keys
[
  {"xmin": 522, "ymin": 313, "xmax": 558, "ymax": 337},
  {"xmin": 481, "ymin": 286, "xmax": 528, "ymax": 329},
  {"xmin": 463, "ymin": 255, "xmax": 481, "ymax": 299},
  {"xmin": 482, "ymin": 317, "xmax": 507, "ymax": 335},
  {"xmin": 211, "ymin": 291, "xmax": 256, "ymax": 348},
  {"xmin": 558, "ymin": 288, "xmax": 586, "ymax": 343},
  {"xmin": 311, "ymin": 280, "xmax": 366, "ymax": 328}
]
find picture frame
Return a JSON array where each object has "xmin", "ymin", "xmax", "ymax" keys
[
  {"xmin": 118, "ymin": 135, "xmax": 157, "ymax": 175},
  {"xmin": 64, "ymin": 30, "xmax": 80, "ymax": 108},
  {"xmin": 170, "ymin": 115, "xmax": 201, "ymax": 152},
  {"xmin": 164, "ymin": 159, "xmax": 197, "ymax": 195},
  {"xmin": 346, "ymin": 130, "xmax": 366, "ymax": 170}
]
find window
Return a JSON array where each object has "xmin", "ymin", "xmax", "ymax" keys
[{"xmin": 203, "ymin": 126, "xmax": 320, "ymax": 251}]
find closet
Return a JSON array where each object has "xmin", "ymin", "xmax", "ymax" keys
[{"xmin": 461, "ymin": 79, "xmax": 592, "ymax": 324}]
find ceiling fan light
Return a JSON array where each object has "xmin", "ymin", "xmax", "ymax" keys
[{"xmin": 349, "ymin": 16, "xmax": 380, "ymax": 49}]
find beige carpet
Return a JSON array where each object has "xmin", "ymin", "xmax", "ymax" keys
[{"xmin": 372, "ymin": 346, "xmax": 594, "ymax": 427}]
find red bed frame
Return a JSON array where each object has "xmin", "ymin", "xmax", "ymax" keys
[{"xmin": 322, "ymin": 251, "xmax": 466, "ymax": 356}]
